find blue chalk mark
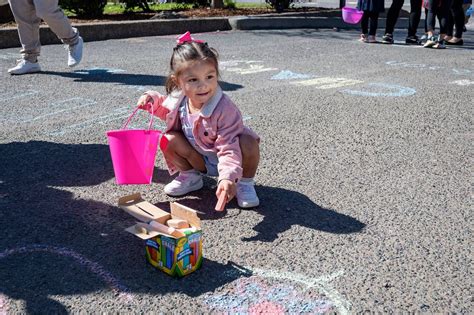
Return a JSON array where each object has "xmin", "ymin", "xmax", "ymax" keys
[
  {"xmin": 271, "ymin": 70, "xmax": 312, "ymax": 80},
  {"xmin": 74, "ymin": 67, "xmax": 126, "ymax": 75},
  {"xmin": 341, "ymin": 83, "xmax": 416, "ymax": 97},
  {"xmin": 452, "ymin": 69, "xmax": 472, "ymax": 75},
  {"xmin": 0, "ymin": 90, "xmax": 39, "ymax": 102}
]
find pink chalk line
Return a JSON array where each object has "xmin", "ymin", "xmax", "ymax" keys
[
  {"xmin": 0, "ymin": 293, "xmax": 7, "ymax": 315},
  {"xmin": 0, "ymin": 244, "xmax": 135, "ymax": 307}
]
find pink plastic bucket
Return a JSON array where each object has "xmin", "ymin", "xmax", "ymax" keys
[
  {"xmin": 342, "ymin": 7, "xmax": 364, "ymax": 24},
  {"xmin": 107, "ymin": 106, "xmax": 167, "ymax": 185}
]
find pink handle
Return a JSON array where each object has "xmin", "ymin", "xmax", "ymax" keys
[{"xmin": 121, "ymin": 103, "xmax": 155, "ymax": 130}]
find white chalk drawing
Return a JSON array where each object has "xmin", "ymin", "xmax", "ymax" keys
[
  {"xmin": 221, "ymin": 60, "xmax": 278, "ymax": 75},
  {"xmin": 0, "ymin": 245, "xmax": 134, "ymax": 305},
  {"xmin": 74, "ymin": 67, "xmax": 126, "ymax": 75},
  {"xmin": 0, "ymin": 89, "xmax": 39, "ymax": 102},
  {"xmin": 452, "ymin": 69, "xmax": 472, "ymax": 75},
  {"xmin": 0, "ymin": 52, "xmax": 20, "ymax": 60},
  {"xmin": 126, "ymin": 85, "xmax": 148, "ymax": 91},
  {"xmin": 23, "ymin": 98, "xmax": 97, "ymax": 122},
  {"xmin": 120, "ymin": 38, "xmax": 148, "ymax": 43},
  {"xmin": 292, "ymin": 77, "xmax": 363, "ymax": 89},
  {"xmin": 386, "ymin": 61, "xmax": 472, "ymax": 75},
  {"xmin": 450, "ymin": 79, "xmax": 474, "ymax": 86},
  {"xmin": 49, "ymin": 106, "xmax": 166, "ymax": 136},
  {"xmin": 341, "ymin": 83, "xmax": 416, "ymax": 97},
  {"xmin": 49, "ymin": 107, "xmax": 131, "ymax": 136},
  {"xmin": 271, "ymin": 70, "xmax": 312, "ymax": 80},
  {"xmin": 204, "ymin": 265, "xmax": 351, "ymax": 315}
]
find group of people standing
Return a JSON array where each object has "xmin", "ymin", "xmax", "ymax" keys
[{"xmin": 357, "ymin": 0, "xmax": 471, "ymax": 48}]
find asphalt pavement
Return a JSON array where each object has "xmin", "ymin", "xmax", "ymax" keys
[{"xmin": 0, "ymin": 27, "xmax": 473, "ymax": 313}]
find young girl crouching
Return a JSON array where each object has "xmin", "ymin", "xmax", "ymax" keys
[{"xmin": 137, "ymin": 32, "xmax": 260, "ymax": 208}]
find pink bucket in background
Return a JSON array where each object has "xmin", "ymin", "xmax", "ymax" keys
[
  {"xmin": 107, "ymin": 106, "xmax": 167, "ymax": 185},
  {"xmin": 342, "ymin": 7, "xmax": 364, "ymax": 24}
]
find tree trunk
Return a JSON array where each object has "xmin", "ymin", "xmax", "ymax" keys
[{"xmin": 211, "ymin": 0, "xmax": 224, "ymax": 9}]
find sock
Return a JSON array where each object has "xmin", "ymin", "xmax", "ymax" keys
[
  {"xmin": 240, "ymin": 177, "xmax": 254, "ymax": 184},
  {"xmin": 181, "ymin": 169, "xmax": 200, "ymax": 176}
]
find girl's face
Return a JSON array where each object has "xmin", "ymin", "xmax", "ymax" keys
[{"xmin": 176, "ymin": 60, "xmax": 218, "ymax": 109}]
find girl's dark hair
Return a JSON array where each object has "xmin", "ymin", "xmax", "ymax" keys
[{"xmin": 165, "ymin": 41, "xmax": 219, "ymax": 94}]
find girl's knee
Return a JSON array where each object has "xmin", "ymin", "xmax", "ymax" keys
[
  {"xmin": 164, "ymin": 131, "xmax": 196, "ymax": 158},
  {"xmin": 239, "ymin": 134, "xmax": 260, "ymax": 157}
]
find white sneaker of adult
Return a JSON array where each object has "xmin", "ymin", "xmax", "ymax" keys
[
  {"xmin": 164, "ymin": 171, "xmax": 203, "ymax": 196},
  {"xmin": 8, "ymin": 59, "xmax": 41, "ymax": 75},
  {"xmin": 236, "ymin": 179, "xmax": 260, "ymax": 208},
  {"xmin": 67, "ymin": 36, "xmax": 83, "ymax": 67}
]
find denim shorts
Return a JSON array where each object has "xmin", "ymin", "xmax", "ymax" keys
[{"xmin": 203, "ymin": 154, "xmax": 219, "ymax": 177}]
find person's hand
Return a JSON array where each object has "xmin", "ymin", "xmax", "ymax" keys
[
  {"xmin": 216, "ymin": 179, "xmax": 236, "ymax": 203},
  {"xmin": 136, "ymin": 94, "xmax": 153, "ymax": 111}
]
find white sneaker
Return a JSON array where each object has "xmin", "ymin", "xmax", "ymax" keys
[
  {"xmin": 236, "ymin": 179, "xmax": 259, "ymax": 208},
  {"xmin": 164, "ymin": 171, "xmax": 203, "ymax": 196},
  {"xmin": 67, "ymin": 36, "xmax": 83, "ymax": 67},
  {"xmin": 8, "ymin": 59, "xmax": 41, "ymax": 75}
]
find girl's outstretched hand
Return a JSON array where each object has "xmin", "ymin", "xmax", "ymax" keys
[
  {"xmin": 216, "ymin": 179, "xmax": 236, "ymax": 203},
  {"xmin": 136, "ymin": 94, "xmax": 153, "ymax": 111}
]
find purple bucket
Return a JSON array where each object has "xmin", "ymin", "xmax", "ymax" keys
[{"xmin": 342, "ymin": 7, "xmax": 364, "ymax": 24}]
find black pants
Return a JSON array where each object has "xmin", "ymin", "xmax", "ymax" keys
[
  {"xmin": 385, "ymin": 0, "xmax": 423, "ymax": 36},
  {"xmin": 361, "ymin": 11, "xmax": 380, "ymax": 35},
  {"xmin": 447, "ymin": 0, "xmax": 465, "ymax": 37},
  {"xmin": 426, "ymin": 0, "xmax": 453, "ymax": 34}
]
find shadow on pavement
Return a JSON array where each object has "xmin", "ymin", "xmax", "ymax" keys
[
  {"xmin": 39, "ymin": 69, "xmax": 244, "ymax": 91},
  {"xmin": 242, "ymin": 185, "xmax": 365, "ymax": 242},
  {"xmin": 0, "ymin": 141, "xmax": 250, "ymax": 313},
  {"xmin": 168, "ymin": 183, "xmax": 366, "ymax": 242}
]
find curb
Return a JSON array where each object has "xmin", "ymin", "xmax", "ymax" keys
[{"xmin": 0, "ymin": 15, "xmax": 420, "ymax": 49}]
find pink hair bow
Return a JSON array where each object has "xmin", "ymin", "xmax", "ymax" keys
[{"xmin": 176, "ymin": 31, "xmax": 204, "ymax": 45}]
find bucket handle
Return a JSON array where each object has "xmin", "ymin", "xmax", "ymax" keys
[{"xmin": 121, "ymin": 103, "xmax": 155, "ymax": 130}]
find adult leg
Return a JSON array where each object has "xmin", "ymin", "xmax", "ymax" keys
[
  {"xmin": 423, "ymin": 0, "xmax": 439, "ymax": 47},
  {"xmin": 8, "ymin": 0, "xmax": 41, "ymax": 62},
  {"xmin": 369, "ymin": 11, "xmax": 380, "ymax": 36},
  {"xmin": 385, "ymin": 0, "xmax": 405, "ymax": 34},
  {"xmin": 239, "ymin": 134, "xmax": 260, "ymax": 178},
  {"xmin": 408, "ymin": 0, "xmax": 423, "ymax": 36},
  {"xmin": 445, "ymin": 6, "xmax": 454, "ymax": 39},
  {"xmin": 426, "ymin": 0, "xmax": 437, "ymax": 34},
  {"xmin": 451, "ymin": 0, "xmax": 465, "ymax": 38},
  {"xmin": 361, "ymin": 11, "xmax": 370, "ymax": 34},
  {"xmin": 438, "ymin": 0, "xmax": 453, "ymax": 36},
  {"xmin": 33, "ymin": 0, "xmax": 78, "ymax": 45}
]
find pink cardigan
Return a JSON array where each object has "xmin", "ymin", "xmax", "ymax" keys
[{"xmin": 144, "ymin": 87, "xmax": 259, "ymax": 183}]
